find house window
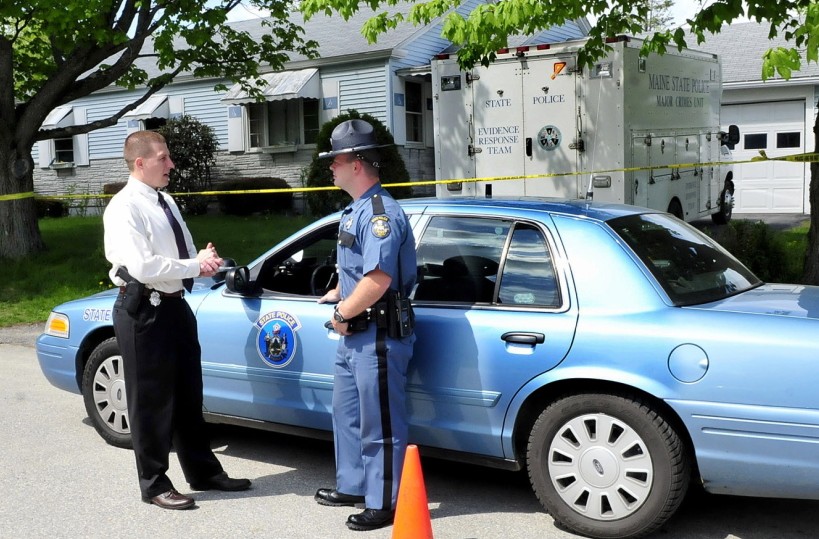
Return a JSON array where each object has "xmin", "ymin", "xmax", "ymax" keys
[
  {"xmin": 247, "ymin": 98, "xmax": 319, "ymax": 148},
  {"xmin": 53, "ymin": 137, "xmax": 75, "ymax": 164},
  {"xmin": 303, "ymin": 99, "xmax": 319, "ymax": 144},
  {"xmin": 144, "ymin": 117, "xmax": 168, "ymax": 131},
  {"xmin": 405, "ymin": 81, "xmax": 423, "ymax": 143}
]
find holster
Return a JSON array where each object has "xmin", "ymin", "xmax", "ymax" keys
[
  {"xmin": 116, "ymin": 267, "xmax": 144, "ymax": 316},
  {"xmin": 373, "ymin": 291, "xmax": 415, "ymax": 339},
  {"xmin": 346, "ymin": 314, "xmax": 370, "ymax": 333}
]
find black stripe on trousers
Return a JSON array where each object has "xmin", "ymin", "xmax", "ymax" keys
[{"xmin": 375, "ymin": 327, "xmax": 394, "ymax": 510}]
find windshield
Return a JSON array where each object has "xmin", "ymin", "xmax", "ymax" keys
[{"xmin": 609, "ymin": 213, "xmax": 762, "ymax": 306}]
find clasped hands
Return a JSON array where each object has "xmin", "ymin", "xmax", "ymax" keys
[{"xmin": 197, "ymin": 242, "xmax": 223, "ymax": 277}]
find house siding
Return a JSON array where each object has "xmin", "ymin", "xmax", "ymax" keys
[{"xmin": 31, "ymin": 8, "xmax": 589, "ymax": 212}]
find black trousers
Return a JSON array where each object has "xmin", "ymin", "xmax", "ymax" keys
[{"xmin": 113, "ymin": 292, "xmax": 223, "ymax": 498}]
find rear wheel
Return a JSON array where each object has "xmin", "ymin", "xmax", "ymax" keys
[
  {"xmin": 667, "ymin": 199, "xmax": 684, "ymax": 220},
  {"xmin": 82, "ymin": 337, "xmax": 133, "ymax": 449},
  {"xmin": 527, "ymin": 394, "xmax": 689, "ymax": 539}
]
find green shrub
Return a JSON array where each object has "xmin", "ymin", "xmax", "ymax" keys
[
  {"xmin": 216, "ymin": 177, "xmax": 293, "ymax": 215},
  {"xmin": 158, "ymin": 116, "xmax": 218, "ymax": 215},
  {"xmin": 304, "ymin": 110, "xmax": 413, "ymax": 217},
  {"xmin": 717, "ymin": 220, "xmax": 801, "ymax": 283}
]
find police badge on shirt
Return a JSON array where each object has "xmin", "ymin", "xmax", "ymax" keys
[{"xmin": 371, "ymin": 216, "xmax": 391, "ymax": 238}]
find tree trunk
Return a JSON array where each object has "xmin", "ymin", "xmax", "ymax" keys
[
  {"xmin": 802, "ymin": 114, "xmax": 819, "ymax": 284},
  {"xmin": 0, "ymin": 148, "xmax": 44, "ymax": 259}
]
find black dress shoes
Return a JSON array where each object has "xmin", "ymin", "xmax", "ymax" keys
[
  {"xmin": 142, "ymin": 489, "xmax": 195, "ymax": 510},
  {"xmin": 314, "ymin": 488, "xmax": 365, "ymax": 507},
  {"xmin": 346, "ymin": 508, "xmax": 395, "ymax": 531},
  {"xmin": 190, "ymin": 471, "xmax": 251, "ymax": 492}
]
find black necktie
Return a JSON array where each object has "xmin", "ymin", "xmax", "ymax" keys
[{"xmin": 157, "ymin": 191, "xmax": 193, "ymax": 292}]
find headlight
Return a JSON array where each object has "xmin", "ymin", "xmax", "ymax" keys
[{"xmin": 44, "ymin": 312, "xmax": 70, "ymax": 338}]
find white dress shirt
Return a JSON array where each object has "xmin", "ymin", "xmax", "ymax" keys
[{"xmin": 104, "ymin": 176, "xmax": 200, "ymax": 292}]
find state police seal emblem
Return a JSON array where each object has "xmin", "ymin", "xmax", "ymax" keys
[
  {"xmin": 255, "ymin": 311, "xmax": 301, "ymax": 368},
  {"xmin": 537, "ymin": 125, "xmax": 561, "ymax": 151},
  {"xmin": 371, "ymin": 216, "xmax": 391, "ymax": 238}
]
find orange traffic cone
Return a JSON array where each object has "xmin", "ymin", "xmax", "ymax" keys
[{"xmin": 392, "ymin": 444, "xmax": 433, "ymax": 539}]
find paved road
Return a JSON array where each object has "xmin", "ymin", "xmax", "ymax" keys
[{"xmin": 2, "ymin": 333, "xmax": 818, "ymax": 539}]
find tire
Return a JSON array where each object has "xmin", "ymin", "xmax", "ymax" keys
[
  {"xmin": 81, "ymin": 337, "xmax": 133, "ymax": 449},
  {"xmin": 527, "ymin": 394, "xmax": 689, "ymax": 539},
  {"xmin": 711, "ymin": 187, "xmax": 734, "ymax": 225}
]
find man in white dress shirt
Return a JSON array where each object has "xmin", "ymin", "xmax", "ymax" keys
[{"xmin": 104, "ymin": 130, "xmax": 250, "ymax": 510}]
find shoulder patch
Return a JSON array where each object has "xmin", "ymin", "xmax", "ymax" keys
[{"xmin": 370, "ymin": 215, "xmax": 391, "ymax": 238}]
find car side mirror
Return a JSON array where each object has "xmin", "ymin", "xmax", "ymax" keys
[
  {"xmin": 225, "ymin": 266, "xmax": 261, "ymax": 296},
  {"xmin": 721, "ymin": 124, "xmax": 740, "ymax": 149},
  {"xmin": 213, "ymin": 257, "xmax": 237, "ymax": 283}
]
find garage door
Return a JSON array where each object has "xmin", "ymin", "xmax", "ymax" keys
[{"xmin": 722, "ymin": 100, "xmax": 806, "ymax": 213}]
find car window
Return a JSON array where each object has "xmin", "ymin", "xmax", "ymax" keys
[
  {"xmin": 609, "ymin": 213, "xmax": 762, "ymax": 306},
  {"xmin": 413, "ymin": 216, "xmax": 509, "ymax": 303},
  {"xmin": 254, "ymin": 223, "xmax": 339, "ymax": 296},
  {"xmin": 497, "ymin": 224, "xmax": 560, "ymax": 307}
]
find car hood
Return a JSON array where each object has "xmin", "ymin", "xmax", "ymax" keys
[
  {"xmin": 692, "ymin": 283, "xmax": 819, "ymax": 320},
  {"xmin": 55, "ymin": 278, "xmax": 217, "ymax": 309}
]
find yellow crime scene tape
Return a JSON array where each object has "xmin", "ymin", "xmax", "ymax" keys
[{"xmin": 3, "ymin": 150, "xmax": 818, "ymax": 203}]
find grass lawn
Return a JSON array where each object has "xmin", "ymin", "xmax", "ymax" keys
[{"xmin": 1, "ymin": 213, "xmax": 313, "ymax": 327}]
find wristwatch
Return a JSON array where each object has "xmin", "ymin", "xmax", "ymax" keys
[{"xmin": 333, "ymin": 307, "xmax": 348, "ymax": 323}]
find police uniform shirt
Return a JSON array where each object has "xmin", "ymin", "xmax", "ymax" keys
[
  {"xmin": 336, "ymin": 184, "xmax": 416, "ymax": 299},
  {"xmin": 104, "ymin": 176, "xmax": 200, "ymax": 293}
]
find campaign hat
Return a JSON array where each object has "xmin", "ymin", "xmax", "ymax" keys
[{"xmin": 318, "ymin": 119, "xmax": 391, "ymax": 159}]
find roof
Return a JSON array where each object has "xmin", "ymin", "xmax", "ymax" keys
[
  {"xmin": 398, "ymin": 196, "xmax": 650, "ymax": 222},
  {"xmin": 129, "ymin": 5, "xmax": 427, "ymax": 82},
  {"xmin": 228, "ymin": 5, "xmax": 424, "ymax": 65},
  {"xmin": 687, "ymin": 21, "xmax": 819, "ymax": 85}
]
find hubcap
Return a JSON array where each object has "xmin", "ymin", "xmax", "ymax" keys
[
  {"xmin": 548, "ymin": 413, "xmax": 653, "ymax": 520},
  {"xmin": 92, "ymin": 355, "xmax": 130, "ymax": 435},
  {"xmin": 723, "ymin": 190, "xmax": 734, "ymax": 218}
]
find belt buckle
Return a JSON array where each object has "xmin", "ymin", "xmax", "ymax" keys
[{"xmin": 149, "ymin": 290, "xmax": 161, "ymax": 307}]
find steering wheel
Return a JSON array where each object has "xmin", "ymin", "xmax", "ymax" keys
[{"xmin": 311, "ymin": 264, "xmax": 338, "ymax": 296}]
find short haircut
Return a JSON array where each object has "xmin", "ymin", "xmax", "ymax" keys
[
  {"xmin": 356, "ymin": 149, "xmax": 382, "ymax": 176},
  {"xmin": 123, "ymin": 131, "xmax": 167, "ymax": 171}
]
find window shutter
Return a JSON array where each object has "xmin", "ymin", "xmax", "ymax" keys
[
  {"xmin": 38, "ymin": 140, "xmax": 54, "ymax": 168},
  {"xmin": 73, "ymin": 108, "xmax": 90, "ymax": 166},
  {"xmin": 227, "ymin": 106, "xmax": 245, "ymax": 152}
]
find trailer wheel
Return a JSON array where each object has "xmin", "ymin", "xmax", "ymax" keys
[{"xmin": 711, "ymin": 186, "xmax": 734, "ymax": 224}]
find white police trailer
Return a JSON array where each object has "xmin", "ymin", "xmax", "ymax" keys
[{"xmin": 432, "ymin": 36, "xmax": 740, "ymax": 223}]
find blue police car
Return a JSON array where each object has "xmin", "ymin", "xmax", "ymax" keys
[{"xmin": 35, "ymin": 197, "xmax": 819, "ymax": 538}]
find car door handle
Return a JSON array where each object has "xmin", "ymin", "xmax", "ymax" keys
[{"xmin": 501, "ymin": 332, "xmax": 545, "ymax": 345}]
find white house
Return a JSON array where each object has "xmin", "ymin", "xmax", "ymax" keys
[{"xmin": 32, "ymin": 3, "xmax": 589, "ymax": 207}]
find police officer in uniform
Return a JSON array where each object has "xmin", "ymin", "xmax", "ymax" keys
[
  {"xmin": 104, "ymin": 131, "xmax": 251, "ymax": 510},
  {"xmin": 314, "ymin": 120, "xmax": 417, "ymax": 531}
]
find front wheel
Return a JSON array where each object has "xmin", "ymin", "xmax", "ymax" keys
[
  {"xmin": 82, "ymin": 337, "xmax": 133, "ymax": 449},
  {"xmin": 527, "ymin": 394, "xmax": 689, "ymax": 539},
  {"xmin": 711, "ymin": 187, "xmax": 734, "ymax": 224}
]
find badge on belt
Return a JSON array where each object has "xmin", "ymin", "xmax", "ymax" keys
[{"xmin": 149, "ymin": 290, "xmax": 161, "ymax": 307}]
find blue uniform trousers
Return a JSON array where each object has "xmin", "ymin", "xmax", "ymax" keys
[{"xmin": 332, "ymin": 325, "xmax": 414, "ymax": 510}]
